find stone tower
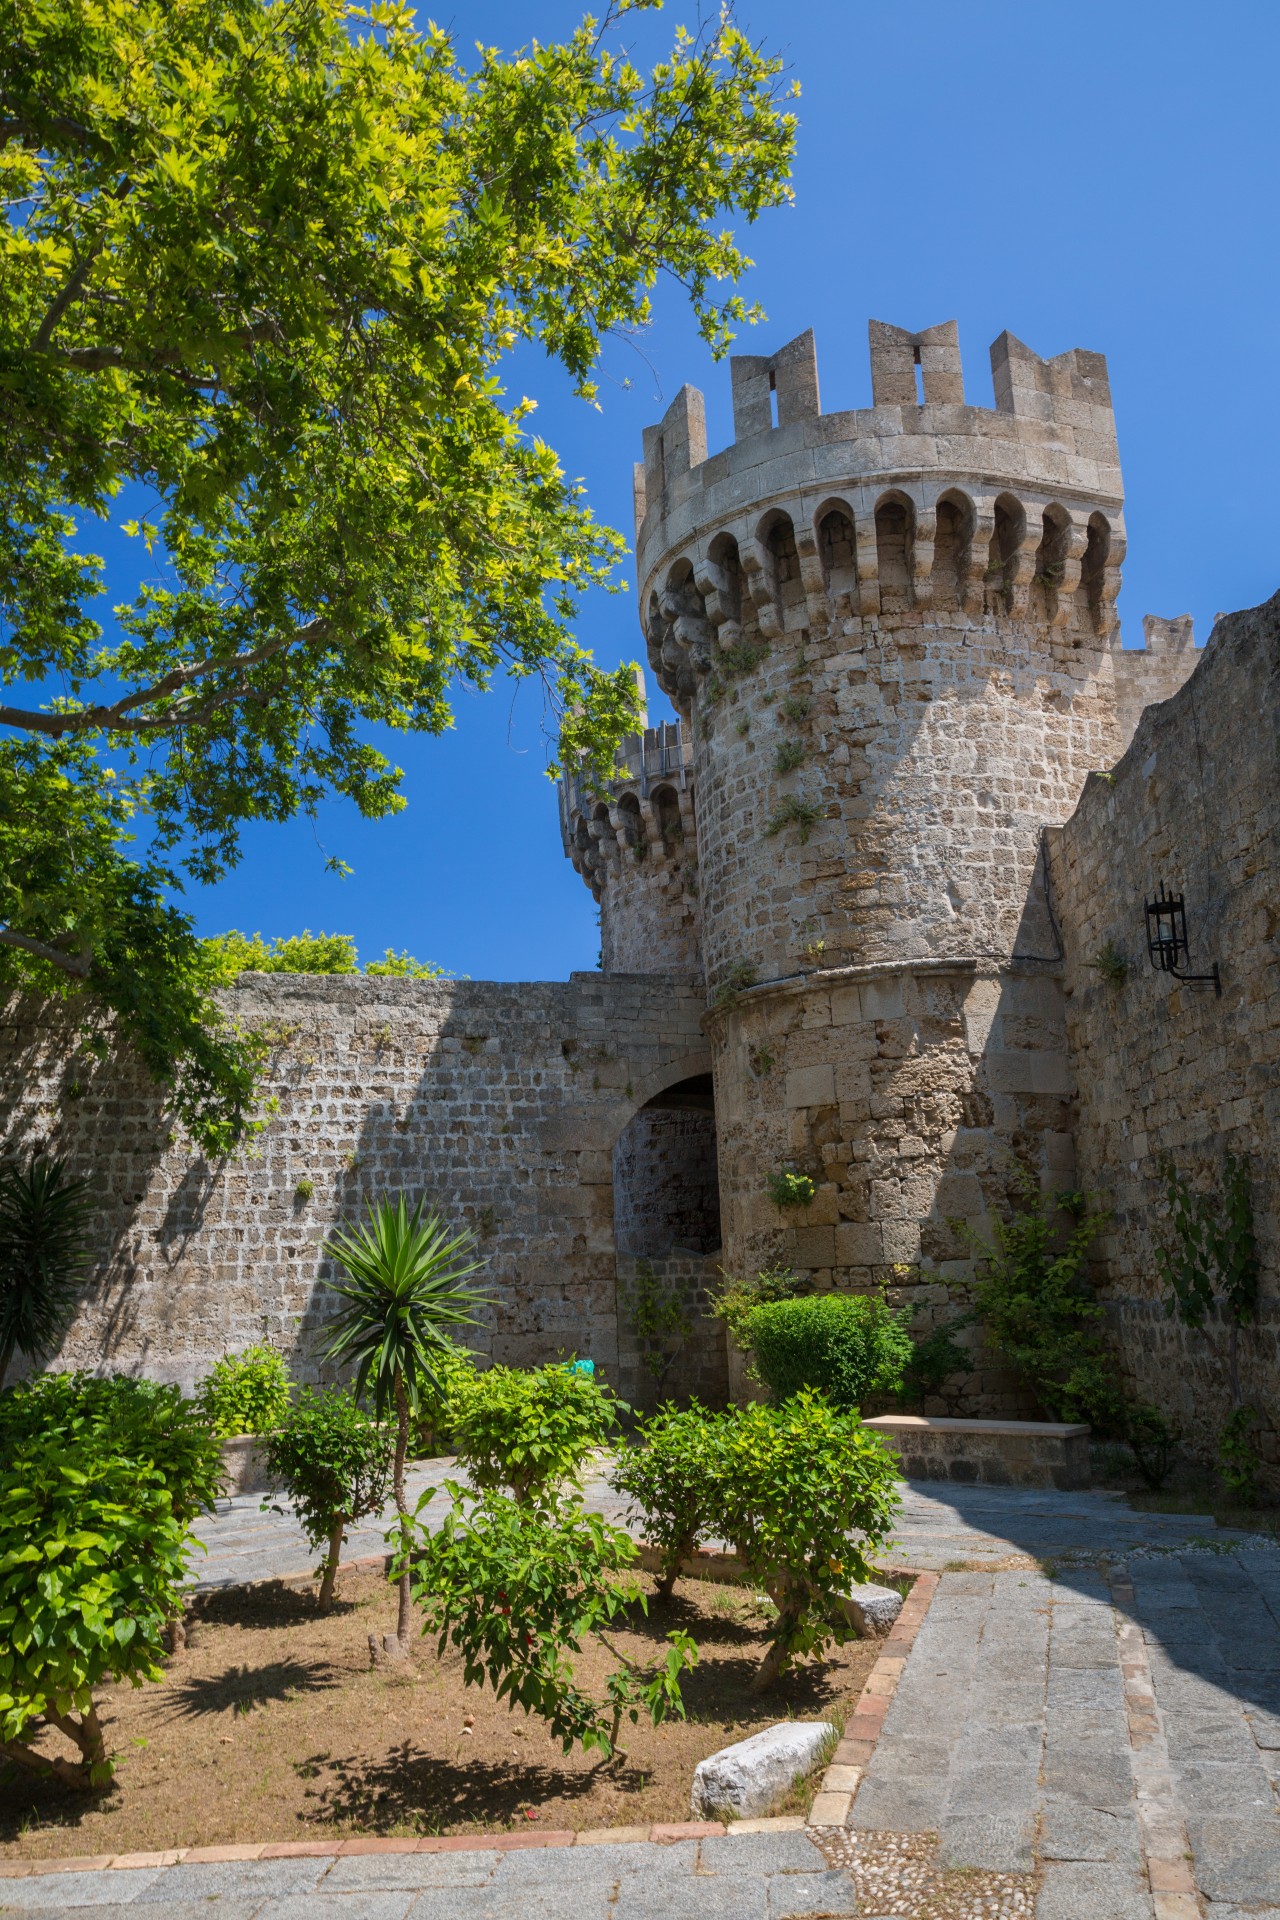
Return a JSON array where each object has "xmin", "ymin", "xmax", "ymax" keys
[{"xmin": 563, "ymin": 322, "xmax": 1192, "ymax": 1392}]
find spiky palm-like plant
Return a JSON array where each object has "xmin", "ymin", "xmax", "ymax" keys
[
  {"xmin": 0, "ymin": 1157, "xmax": 95, "ymax": 1390},
  {"xmin": 324, "ymin": 1197, "xmax": 487, "ymax": 1650}
]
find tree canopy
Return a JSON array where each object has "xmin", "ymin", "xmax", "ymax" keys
[{"xmin": 0, "ymin": 0, "xmax": 796, "ymax": 1151}]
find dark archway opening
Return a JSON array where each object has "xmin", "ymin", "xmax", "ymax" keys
[
  {"xmin": 611, "ymin": 1073, "xmax": 727, "ymax": 1409},
  {"xmin": 612, "ymin": 1073, "xmax": 721, "ymax": 1258}
]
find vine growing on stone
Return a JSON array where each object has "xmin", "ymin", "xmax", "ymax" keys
[
  {"xmin": 1156, "ymin": 1152, "xmax": 1263, "ymax": 1500},
  {"xmin": 618, "ymin": 1260, "xmax": 692, "ymax": 1389}
]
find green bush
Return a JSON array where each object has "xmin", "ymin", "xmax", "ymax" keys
[
  {"xmin": 411, "ymin": 1483, "xmax": 695, "ymax": 1758},
  {"xmin": 714, "ymin": 1390, "xmax": 900, "ymax": 1689},
  {"xmin": 0, "ymin": 1442, "xmax": 190, "ymax": 1790},
  {"xmin": 611, "ymin": 1402, "xmax": 727, "ymax": 1598},
  {"xmin": 959, "ymin": 1174, "xmax": 1120, "ymax": 1427},
  {"xmin": 451, "ymin": 1362, "xmax": 621, "ymax": 1504},
  {"xmin": 0, "ymin": 1372, "xmax": 222, "ymax": 1523},
  {"xmin": 748, "ymin": 1292, "xmax": 913, "ymax": 1411},
  {"xmin": 196, "ymin": 1343, "xmax": 292, "ymax": 1438},
  {"xmin": 408, "ymin": 1340, "xmax": 479, "ymax": 1456},
  {"xmin": 264, "ymin": 1389, "xmax": 394, "ymax": 1608}
]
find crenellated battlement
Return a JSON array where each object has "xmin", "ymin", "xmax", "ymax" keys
[
  {"xmin": 633, "ymin": 321, "xmax": 1125, "ymax": 711},
  {"xmin": 559, "ymin": 717, "xmax": 700, "ymax": 974}
]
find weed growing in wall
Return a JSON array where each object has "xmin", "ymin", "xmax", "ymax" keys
[
  {"xmin": 765, "ymin": 1169, "xmax": 816, "ymax": 1209},
  {"xmin": 618, "ymin": 1259, "xmax": 692, "ymax": 1390},
  {"xmin": 1086, "ymin": 940, "xmax": 1129, "ymax": 986},
  {"xmin": 764, "ymin": 794, "xmax": 821, "ymax": 844}
]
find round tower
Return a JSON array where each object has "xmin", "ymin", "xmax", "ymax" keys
[
  {"xmin": 559, "ymin": 695, "xmax": 702, "ymax": 976},
  {"xmin": 624, "ymin": 320, "xmax": 1133, "ymax": 1380}
]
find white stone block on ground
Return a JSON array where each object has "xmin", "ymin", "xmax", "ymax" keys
[
  {"xmin": 838, "ymin": 1581, "xmax": 903, "ymax": 1635},
  {"xmin": 691, "ymin": 1720, "xmax": 836, "ymax": 1821}
]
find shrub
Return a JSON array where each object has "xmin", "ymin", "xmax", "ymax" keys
[
  {"xmin": 451, "ymin": 1362, "xmax": 621, "ymax": 1504},
  {"xmin": 410, "ymin": 1484, "xmax": 695, "ymax": 1758},
  {"xmin": 714, "ymin": 1390, "xmax": 900, "ymax": 1689},
  {"xmin": 0, "ymin": 1372, "xmax": 222, "ymax": 1523},
  {"xmin": 710, "ymin": 1264, "xmax": 808, "ymax": 1352},
  {"xmin": 408, "ymin": 1339, "xmax": 479, "ymax": 1456},
  {"xmin": 264, "ymin": 1389, "xmax": 394, "ymax": 1608},
  {"xmin": 958, "ymin": 1174, "xmax": 1120, "ymax": 1427},
  {"xmin": 0, "ymin": 1156, "xmax": 95, "ymax": 1390},
  {"xmin": 196, "ymin": 1344, "xmax": 292, "ymax": 1438},
  {"xmin": 611, "ymin": 1403, "xmax": 727, "ymax": 1598},
  {"xmin": 748, "ymin": 1292, "xmax": 913, "ymax": 1412},
  {"xmin": 0, "ymin": 1442, "xmax": 190, "ymax": 1790}
]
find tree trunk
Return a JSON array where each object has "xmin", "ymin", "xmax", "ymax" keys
[
  {"xmin": 318, "ymin": 1518, "xmax": 346, "ymax": 1611},
  {"xmin": 393, "ymin": 1369, "xmax": 412, "ymax": 1650}
]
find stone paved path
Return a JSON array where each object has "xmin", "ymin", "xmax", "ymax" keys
[
  {"xmin": 7, "ymin": 1478, "xmax": 1277, "ymax": 1916},
  {"xmin": 188, "ymin": 1460, "xmax": 1261, "ymax": 1589}
]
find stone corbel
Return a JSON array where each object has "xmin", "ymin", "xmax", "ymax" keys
[
  {"xmin": 740, "ymin": 540, "xmax": 782, "ymax": 640},
  {"xmin": 1050, "ymin": 518, "xmax": 1089, "ymax": 629},
  {"xmin": 853, "ymin": 514, "xmax": 879, "ymax": 618},
  {"xmin": 1005, "ymin": 525, "xmax": 1039, "ymax": 618},
  {"xmin": 962, "ymin": 507, "xmax": 994, "ymax": 615},
  {"xmin": 912, "ymin": 507, "xmax": 937, "ymax": 611},
  {"xmin": 692, "ymin": 557, "xmax": 733, "ymax": 633},
  {"xmin": 794, "ymin": 526, "xmax": 830, "ymax": 638},
  {"xmin": 1094, "ymin": 527, "xmax": 1126, "ymax": 638}
]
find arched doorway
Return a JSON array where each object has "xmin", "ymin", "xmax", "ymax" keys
[{"xmin": 611, "ymin": 1073, "xmax": 728, "ymax": 1409}]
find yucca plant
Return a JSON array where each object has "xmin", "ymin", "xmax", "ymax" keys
[
  {"xmin": 324, "ymin": 1197, "xmax": 488, "ymax": 1652},
  {"xmin": 0, "ymin": 1157, "xmax": 95, "ymax": 1390}
]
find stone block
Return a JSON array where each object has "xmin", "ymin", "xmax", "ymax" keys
[
  {"xmin": 836, "ymin": 1581, "xmax": 904, "ymax": 1636},
  {"xmin": 785, "ymin": 1064, "xmax": 835, "ymax": 1108},
  {"xmin": 691, "ymin": 1721, "xmax": 836, "ymax": 1821}
]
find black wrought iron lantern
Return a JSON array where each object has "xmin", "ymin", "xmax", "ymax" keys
[{"xmin": 1144, "ymin": 882, "xmax": 1221, "ymax": 995}]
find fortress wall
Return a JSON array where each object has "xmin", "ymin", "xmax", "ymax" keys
[
  {"xmin": 1051, "ymin": 592, "xmax": 1280, "ymax": 1477},
  {"xmin": 0, "ymin": 972, "xmax": 716, "ymax": 1406}
]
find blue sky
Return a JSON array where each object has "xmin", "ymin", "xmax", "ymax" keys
[{"xmin": 125, "ymin": 1, "xmax": 1280, "ymax": 979}]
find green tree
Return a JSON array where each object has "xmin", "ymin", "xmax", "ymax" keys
[
  {"xmin": 323, "ymin": 1197, "xmax": 487, "ymax": 1653},
  {"xmin": 263, "ymin": 1387, "xmax": 393, "ymax": 1610},
  {"xmin": 0, "ymin": 1155, "xmax": 94, "ymax": 1388},
  {"xmin": 0, "ymin": 0, "xmax": 796, "ymax": 1153}
]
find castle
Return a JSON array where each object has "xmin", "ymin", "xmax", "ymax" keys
[{"xmin": 2, "ymin": 321, "xmax": 1276, "ymax": 1481}]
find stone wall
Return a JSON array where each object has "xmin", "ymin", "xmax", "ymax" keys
[
  {"xmin": 0, "ymin": 972, "xmax": 711, "ymax": 1408},
  {"xmin": 1050, "ymin": 592, "xmax": 1280, "ymax": 1481}
]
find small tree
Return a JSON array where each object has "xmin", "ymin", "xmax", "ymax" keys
[
  {"xmin": 450, "ymin": 1362, "xmax": 621, "ymax": 1505},
  {"xmin": 0, "ymin": 1156, "xmax": 94, "ymax": 1389},
  {"xmin": 324, "ymin": 1198, "xmax": 487, "ymax": 1654},
  {"xmin": 611, "ymin": 1402, "xmax": 726, "ymax": 1599},
  {"xmin": 412, "ymin": 1483, "xmax": 695, "ymax": 1761},
  {"xmin": 264, "ymin": 1389, "xmax": 393, "ymax": 1609},
  {"xmin": 714, "ymin": 1391, "xmax": 900, "ymax": 1691},
  {"xmin": 0, "ymin": 1445, "xmax": 190, "ymax": 1790},
  {"xmin": 196, "ymin": 1343, "xmax": 292, "ymax": 1438}
]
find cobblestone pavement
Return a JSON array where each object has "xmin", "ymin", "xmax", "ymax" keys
[{"xmin": 8, "ymin": 1479, "xmax": 1273, "ymax": 1916}]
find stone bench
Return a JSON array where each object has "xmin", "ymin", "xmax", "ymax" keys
[{"xmin": 862, "ymin": 1414, "xmax": 1090, "ymax": 1490}]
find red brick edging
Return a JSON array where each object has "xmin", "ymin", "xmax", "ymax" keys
[
  {"xmin": 808, "ymin": 1570, "xmax": 940, "ymax": 1826},
  {"xmin": 0, "ymin": 1818, "xmax": 811, "ymax": 1880}
]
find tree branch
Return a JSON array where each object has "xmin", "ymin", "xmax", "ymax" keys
[
  {"xmin": 0, "ymin": 930, "xmax": 93, "ymax": 978},
  {"xmin": 0, "ymin": 617, "xmax": 331, "ymax": 739}
]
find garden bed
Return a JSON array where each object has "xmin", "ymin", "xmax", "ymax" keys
[{"xmin": 0, "ymin": 1568, "xmax": 887, "ymax": 1859}]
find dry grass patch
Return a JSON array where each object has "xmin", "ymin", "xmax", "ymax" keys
[{"xmin": 0, "ymin": 1567, "xmax": 883, "ymax": 1858}]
